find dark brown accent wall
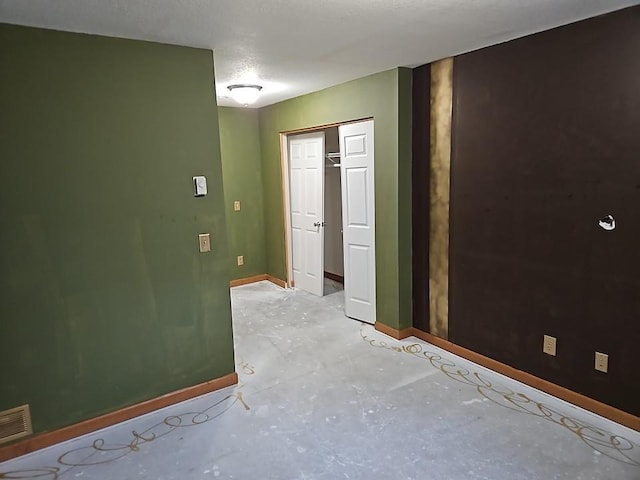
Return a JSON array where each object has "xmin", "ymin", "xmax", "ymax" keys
[
  {"xmin": 412, "ymin": 64, "xmax": 431, "ymax": 332},
  {"xmin": 444, "ymin": 6, "xmax": 640, "ymax": 415}
]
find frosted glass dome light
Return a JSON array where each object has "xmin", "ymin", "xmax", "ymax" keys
[{"xmin": 227, "ymin": 84, "xmax": 263, "ymax": 106}]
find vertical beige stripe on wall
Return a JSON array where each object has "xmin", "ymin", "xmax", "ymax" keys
[{"xmin": 429, "ymin": 58, "xmax": 453, "ymax": 339}]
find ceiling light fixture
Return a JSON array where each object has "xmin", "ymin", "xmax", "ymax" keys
[{"xmin": 227, "ymin": 84, "xmax": 263, "ymax": 106}]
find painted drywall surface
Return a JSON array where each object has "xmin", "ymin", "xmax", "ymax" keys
[
  {"xmin": 428, "ymin": 58, "xmax": 453, "ymax": 339},
  {"xmin": 323, "ymin": 164, "xmax": 343, "ymax": 277},
  {"xmin": 323, "ymin": 127, "xmax": 343, "ymax": 277},
  {"xmin": 411, "ymin": 64, "xmax": 431, "ymax": 333},
  {"xmin": 324, "ymin": 127, "xmax": 339, "ymax": 154},
  {"xmin": 0, "ymin": 24, "xmax": 235, "ymax": 434},
  {"xmin": 396, "ymin": 68, "xmax": 413, "ymax": 327},
  {"xmin": 447, "ymin": 6, "xmax": 640, "ymax": 414},
  {"xmin": 218, "ymin": 107, "xmax": 267, "ymax": 280},
  {"xmin": 258, "ymin": 68, "xmax": 413, "ymax": 329}
]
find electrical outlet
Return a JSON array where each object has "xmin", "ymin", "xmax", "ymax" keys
[
  {"xmin": 595, "ymin": 352, "xmax": 608, "ymax": 373},
  {"xmin": 234, "ymin": 200, "xmax": 241, "ymax": 211},
  {"xmin": 198, "ymin": 234, "xmax": 211, "ymax": 253},
  {"xmin": 543, "ymin": 335, "xmax": 557, "ymax": 356},
  {"xmin": 237, "ymin": 255, "xmax": 244, "ymax": 266}
]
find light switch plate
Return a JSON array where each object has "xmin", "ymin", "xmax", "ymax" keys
[
  {"xmin": 234, "ymin": 200, "xmax": 241, "ymax": 211},
  {"xmin": 199, "ymin": 233, "xmax": 211, "ymax": 253},
  {"xmin": 193, "ymin": 176, "xmax": 207, "ymax": 196}
]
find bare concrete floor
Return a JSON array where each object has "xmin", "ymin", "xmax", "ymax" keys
[{"xmin": 1, "ymin": 280, "xmax": 638, "ymax": 479}]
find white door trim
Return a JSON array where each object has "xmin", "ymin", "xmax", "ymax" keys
[{"xmin": 280, "ymin": 133, "xmax": 294, "ymax": 288}]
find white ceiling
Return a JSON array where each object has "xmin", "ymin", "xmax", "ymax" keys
[{"xmin": 1, "ymin": 0, "xmax": 638, "ymax": 108}]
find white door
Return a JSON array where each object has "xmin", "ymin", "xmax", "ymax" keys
[
  {"xmin": 289, "ymin": 132, "xmax": 325, "ymax": 296},
  {"xmin": 339, "ymin": 120, "xmax": 376, "ymax": 323}
]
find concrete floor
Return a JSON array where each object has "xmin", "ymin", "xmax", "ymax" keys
[{"xmin": 1, "ymin": 280, "xmax": 638, "ymax": 479}]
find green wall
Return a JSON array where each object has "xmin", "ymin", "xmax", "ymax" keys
[
  {"xmin": 218, "ymin": 107, "xmax": 267, "ymax": 280},
  {"xmin": 258, "ymin": 68, "xmax": 413, "ymax": 329},
  {"xmin": 0, "ymin": 24, "xmax": 235, "ymax": 434},
  {"xmin": 396, "ymin": 69, "xmax": 414, "ymax": 326}
]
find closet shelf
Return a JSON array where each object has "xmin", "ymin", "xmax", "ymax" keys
[{"xmin": 325, "ymin": 152, "xmax": 341, "ymax": 167}]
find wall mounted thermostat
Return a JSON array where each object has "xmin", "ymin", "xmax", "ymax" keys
[{"xmin": 193, "ymin": 176, "xmax": 207, "ymax": 196}]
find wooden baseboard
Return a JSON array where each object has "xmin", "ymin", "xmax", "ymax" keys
[
  {"xmin": 267, "ymin": 275, "xmax": 287, "ymax": 289},
  {"xmin": 374, "ymin": 322, "xmax": 414, "ymax": 340},
  {"xmin": 324, "ymin": 271, "xmax": 344, "ymax": 283},
  {"xmin": 409, "ymin": 328, "xmax": 639, "ymax": 431},
  {"xmin": 0, "ymin": 372, "xmax": 238, "ymax": 462},
  {"xmin": 373, "ymin": 323, "xmax": 638, "ymax": 430},
  {"xmin": 230, "ymin": 274, "xmax": 268, "ymax": 287},
  {"xmin": 229, "ymin": 274, "xmax": 287, "ymax": 289}
]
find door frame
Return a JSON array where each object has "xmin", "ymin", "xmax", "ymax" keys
[{"xmin": 279, "ymin": 117, "xmax": 373, "ymax": 288}]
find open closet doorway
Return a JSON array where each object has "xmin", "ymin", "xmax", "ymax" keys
[
  {"xmin": 323, "ymin": 127, "xmax": 344, "ymax": 296},
  {"xmin": 281, "ymin": 119, "xmax": 376, "ymax": 324}
]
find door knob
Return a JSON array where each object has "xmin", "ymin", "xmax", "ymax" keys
[{"xmin": 313, "ymin": 221, "xmax": 321, "ymax": 227}]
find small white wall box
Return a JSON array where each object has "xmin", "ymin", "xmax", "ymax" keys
[{"xmin": 193, "ymin": 176, "xmax": 207, "ymax": 196}]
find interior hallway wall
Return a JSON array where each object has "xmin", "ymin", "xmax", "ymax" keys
[
  {"xmin": 413, "ymin": 5, "xmax": 640, "ymax": 416},
  {"xmin": 412, "ymin": 58, "xmax": 452, "ymax": 339},
  {"xmin": 0, "ymin": 24, "xmax": 235, "ymax": 435},
  {"xmin": 411, "ymin": 64, "xmax": 431, "ymax": 334},
  {"xmin": 428, "ymin": 58, "xmax": 453, "ymax": 339},
  {"xmin": 258, "ymin": 68, "xmax": 413, "ymax": 330},
  {"xmin": 218, "ymin": 107, "xmax": 267, "ymax": 280}
]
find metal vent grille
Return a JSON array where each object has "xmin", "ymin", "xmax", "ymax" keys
[{"xmin": 0, "ymin": 404, "xmax": 32, "ymax": 444}]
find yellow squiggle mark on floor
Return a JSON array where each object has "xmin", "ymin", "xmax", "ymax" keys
[
  {"xmin": 239, "ymin": 360, "xmax": 255, "ymax": 375},
  {"xmin": 235, "ymin": 391, "xmax": 250, "ymax": 411},
  {"xmin": 360, "ymin": 326, "xmax": 640, "ymax": 467},
  {"xmin": 0, "ymin": 389, "xmax": 251, "ymax": 478}
]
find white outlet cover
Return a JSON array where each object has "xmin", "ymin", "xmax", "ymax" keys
[
  {"xmin": 543, "ymin": 335, "xmax": 557, "ymax": 356},
  {"xmin": 595, "ymin": 352, "xmax": 609, "ymax": 372}
]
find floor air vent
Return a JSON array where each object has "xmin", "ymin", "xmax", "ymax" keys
[{"xmin": 0, "ymin": 404, "xmax": 33, "ymax": 444}]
